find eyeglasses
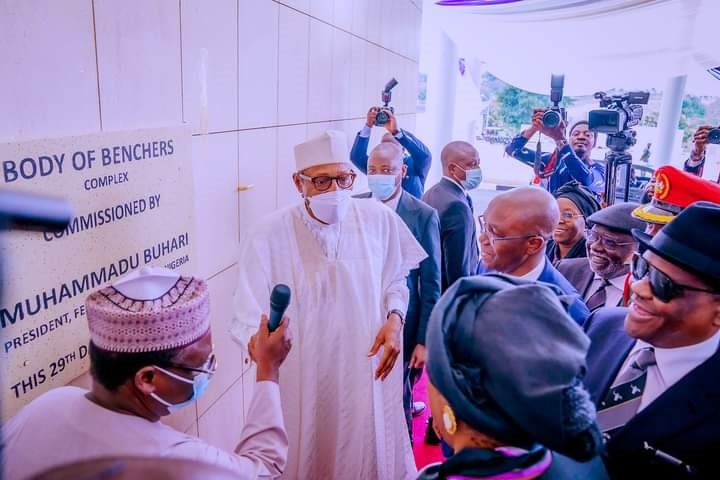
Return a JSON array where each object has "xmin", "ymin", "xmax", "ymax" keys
[
  {"xmin": 298, "ymin": 172, "xmax": 356, "ymax": 191},
  {"xmin": 585, "ymin": 229, "xmax": 634, "ymax": 250},
  {"xmin": 166, "ymin": 353, "xmax": 217, "ymax": 377},
  {"xmin": 560, "ymin": 211, "xmax": 584, "ymax": 221},
  {"xmin": 631, "ymin": 253, "xmax": 717, "ymax": 303},
  {"xmin": 478, "ymin": 216, "xmax": 541, "ymax": 243}
]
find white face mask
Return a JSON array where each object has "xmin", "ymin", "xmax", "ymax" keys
[{"xmin": 307, "ymin": 189, "xmax": 352, "ymax": 224}]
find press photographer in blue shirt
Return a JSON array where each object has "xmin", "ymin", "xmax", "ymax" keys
[
  {"xmin": 505, "ymin": 109, "xmax": 605, "ymax": 197},
  {"xmin": 350, "ymin": 107, "xmax": 432, "ymax": 199}
]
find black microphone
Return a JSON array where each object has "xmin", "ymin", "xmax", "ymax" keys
[
  {"xmin": 268, "ymin": 284, "xmax": 291, "ymax": 332},
  {"xmin": 0, "ymin": 190, "xmax": 73, "ymax": 232}
]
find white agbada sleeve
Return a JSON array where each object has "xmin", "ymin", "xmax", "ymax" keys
[
  {"xmin": 381, "ymin": 210, "xmax": 428, "ymax": 316},
  {"xmin": 168, "ymin": 382, "xmax": 287, "ymax": 479}
]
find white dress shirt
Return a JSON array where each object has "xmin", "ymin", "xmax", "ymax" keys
[
  {"xmin": 383, "ymin": 189, "xmax": 402, "ymax": 212},
  {"xmin": 616, "ymin": 330, "xmax": 720, "ymax": 412},
  {"xmin": 518, "ymin": 256, "xmax": 546, "ymax": 282},
  {"xmin": 586, "ymin": 273, "xmax": 626, "ymax": 308}
]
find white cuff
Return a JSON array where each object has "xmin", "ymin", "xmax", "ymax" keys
[
  {"xmin": 394, "ymin": 130, "xmax": 405, "ymax": 140},
  {"xmin": 359, "ymin": 125, "xmax": 372, "ymax": 138},
  {"xmin": 686, "ymin": 154, "xmax": 705, "ymax": 167}
]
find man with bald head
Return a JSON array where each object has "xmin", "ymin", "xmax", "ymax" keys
[
  {"xmin": 421, "ymin": 141, "xmax": 483, "ymax": 446},
  {"xmin": 422, "ymin": 141, "xmax": 483, "ymax": 292},
  {"xmin": 357, "ymin": 141, "xmax": 441, "ymax": 441},
  {"xmin": 479, "ymin": 186, "xmax": 590, "ymax": 325}
]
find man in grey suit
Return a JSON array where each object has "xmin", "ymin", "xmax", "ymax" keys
[
  {"xmin": 357, "ymin": 142, "xmax": 442, "ymax": 441},
  {"xmin": 557, "ymin": 202, "xmax": 645, "ymax": 312}
]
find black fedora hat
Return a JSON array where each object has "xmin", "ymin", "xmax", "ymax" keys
[{"xmin": 632, "ymin": 201, "xmax": 720, "ymax": 283}]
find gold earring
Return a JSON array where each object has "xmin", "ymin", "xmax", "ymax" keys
[{"xmin": 442, "ymin": 405, "xmax": 457, "ymax": 435}]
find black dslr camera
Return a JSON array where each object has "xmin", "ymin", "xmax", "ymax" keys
[
  {"xmin": 542, "ymin": 74, "xmax": 567, "ymax": 129},
  {"xmin": 707, "ymin": 127, "xmax": 720, "ymax": 144},
  {"xmin": 375, "ymin": 78, "xmax": 398, "ymax": 127}
]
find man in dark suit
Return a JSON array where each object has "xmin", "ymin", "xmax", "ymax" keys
[
  {"xmin": 558, "ymin": 202, "xmax": 645, "ymax": 312},
  {"xmin": 478, "ymin": 186, "xmax": 590, "ymax": 325},
  {"xmin": 422, "ymin": 141, "xmax": 482, "ymax": 292},
  {"xmin": 357, "ymin": 142, "xmax": 441, "ymax": 441},
  {"xmin": 421, "ymin": 140, "xmax": 482, "ymax": 446},
  {"xmin": 584, "ymin": 201, "xmax": 720, "ymax": 478},
  {"xmin": 350, "ymin": 107, "xmax": 431, "ymax": 198}
]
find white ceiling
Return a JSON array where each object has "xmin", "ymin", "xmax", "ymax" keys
[{"xmin": 431, "ymin": 0, "xmax": 720, "ymax": 95}]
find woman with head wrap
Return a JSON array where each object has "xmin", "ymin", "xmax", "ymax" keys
[
  {"xmin": 418, "ymin": 275, "xmax": 607, "ymax": 480},
  {"xmin": 547, "ymin": 181, "xmax": 601, "ymax": 266}
]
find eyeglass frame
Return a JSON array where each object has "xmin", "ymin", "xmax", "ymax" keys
[
  {"xmin": 165, "ymin": 352, "xmax": 217, "ymax": 377},
  {"xmin": 298, "ymin": 172, "xmax": 357, "ymax": 191},
  {"xmin": 559, "ymin": 211, "xmax": 585, "ymax": 221},
  {"xmin": 631, "ymin": 253, "xmax": 717, "ymax": 303},
  {"xmin": 478, "ymin": 215, "xmax": 545, "ymax": 243},
  {"xmin": 585, "ymin": 227, "xmax": 635, "ymax": 250}
]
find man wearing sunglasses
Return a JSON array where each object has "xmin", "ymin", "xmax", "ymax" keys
[
  {"xmin": 3, "ymin": 271, "xmax": 293, "ymax": 480},
  {"xmin": 557, "ymin": 202, "xmax": 644, "ymax": 312},
  {"xmin": 477, "ymin": 186, "xmax": 589, "ymax": 325},
  {"xmin": 583, "ymin": 201, "xmax": 720, "ymax": 478},
  {"xmin": 232, "ymin": 131, "xmax": 427, "ymax": 479}
]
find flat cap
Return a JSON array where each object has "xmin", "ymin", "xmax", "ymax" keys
[{"xmin": 587, "ymin": 202, "xmax": 645, "ymax": 234}]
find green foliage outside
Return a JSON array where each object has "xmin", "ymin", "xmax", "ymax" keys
[
  {"xmin": 489, "ymin": 84, "xmax": 576, "ymax": 132},
  {"xmin": 481, "ymin": 73, "xmax": 718, "ymax": 150},
  {"xmin": 679, "ymin": 95, "xmax": 706, "ymax": 145}
]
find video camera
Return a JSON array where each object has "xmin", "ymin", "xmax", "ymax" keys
[
  {"xmin": 588, "ymin": 91, "xmax": 649, "ymax": 150},
  {"xmin": 542, "ymin": 74, "xmax": 567, "ymax": 129},
  {"xmin": 588, "ymin": 90, "xmax": 650, "ymax": 205},
  {"xmin": 707, "ymin": 127, "xmax": 720, "ymax": 144},
  {"xmin": 375, "ymin": 78, "xmax": 398, "ymax": 127}
]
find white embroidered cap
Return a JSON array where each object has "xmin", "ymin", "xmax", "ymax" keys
[{"xmin": 294, "ymin": 130, "xmax": 350, "ymax": 172}]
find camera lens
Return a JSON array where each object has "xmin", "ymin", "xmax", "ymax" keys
[
  {"xmin": 375, "ymin": 110, "xmax": 389, "ymax": 126},
  {"xmin": 707, "ymin": 128, "xmax": 720, "ymax": 145},
  {"xmin": 542, "ymin": 110, "xmax": 561, "ymax": 129}
]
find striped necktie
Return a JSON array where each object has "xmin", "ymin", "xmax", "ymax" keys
[
  {"xmin": 586, "ymin": 279, "xmax": 611, "ymax": 312},
  {"xmin": 596, "ymin": 347, "xmax": 656, "ymax": 437}
]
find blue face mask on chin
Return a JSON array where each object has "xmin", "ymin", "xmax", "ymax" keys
[
  {"xmin": 367, "ymin": 174, "xmax": 399, "ymax": 201},
  {"xmin": 150, "ymin": 366, "xmax": 212, "ymax": 413}
]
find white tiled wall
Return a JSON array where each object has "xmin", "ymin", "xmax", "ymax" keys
[{"xmin": 0, "ymin": 0, "xmax": 421, "ymax": 451}]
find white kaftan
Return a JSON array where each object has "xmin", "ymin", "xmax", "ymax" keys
[
  {"xmin": 231, "ymin": 198, "xmax": 426, "ymax": 480},
  {"xmin": 2, "ymin": 383, "xmax": 287, "ymax": 480}
]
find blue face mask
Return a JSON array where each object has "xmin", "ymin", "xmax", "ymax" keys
[
  {"xmin": 150, "ymin": 366, "xmax": 212, "ymax": 413},
  {"xmin": 367, "ymin": 174, "xmax": 399, "ymax": 201},
  {"xmin": 459, "ymin": 167, "xmax": 483, "ymax": 190}
]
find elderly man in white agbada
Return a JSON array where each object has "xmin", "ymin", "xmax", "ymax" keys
[{"xmin": 231, "ymin": 130, "xmax": 426, "ymax": 479}]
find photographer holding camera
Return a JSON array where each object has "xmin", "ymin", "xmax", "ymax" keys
[
  {"xmin": 504, "ymin": 110, "xmax": 606, "ymax": 197},
  {"xmin": 683, "ymin": 125, "xmax": 720, "ymax": 183},
  {"xmin": 350, "ymin": 106, "xmax": 432, "ymax": 199}
]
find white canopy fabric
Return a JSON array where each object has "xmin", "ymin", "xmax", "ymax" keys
[{"xmin": 432, "ymin": 0, "xmax": 720, "ymax": 95}]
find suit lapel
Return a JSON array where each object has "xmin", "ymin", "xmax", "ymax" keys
[
  {"xmin": 586, "ymin": 327, "xmax": 634, "ymax": 403},
  {"xmin": 579, "ymin": 268, "xmax": 595, "ymax": 298},
  {"xmin": 610, "ymin": 347, "xmax": 720, "ymax": 450}
]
